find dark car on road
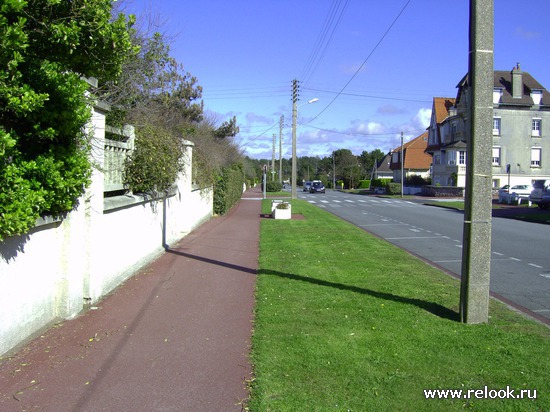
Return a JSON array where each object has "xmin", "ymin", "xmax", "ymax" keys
[{"xmin": 309, "ymin": 180, "xmax": 325, "ymax": 194}]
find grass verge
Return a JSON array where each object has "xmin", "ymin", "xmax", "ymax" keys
[{"xmin": 249, "ymin": 199, "xmax": 549, "ymax": 411}]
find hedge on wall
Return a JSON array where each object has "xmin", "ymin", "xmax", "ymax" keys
[
  {"xmin": 213, "ymin": 163, "xmax": 244, "ymax": 215},
  {"xmin": 0, "ymin": 0, "xmax": 134, "ymax": 241}
]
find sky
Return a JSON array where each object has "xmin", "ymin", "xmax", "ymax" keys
[{"xmin": 121, "ymin": 0, "xmax": 550, "ymax": 160}]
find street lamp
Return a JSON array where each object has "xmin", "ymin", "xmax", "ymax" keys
[{"xmin": 291, "ymin": 98, "xmax": 319, "ymax": 199}]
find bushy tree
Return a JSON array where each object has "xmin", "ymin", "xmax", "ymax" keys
[{"xmin": 0, "ymin": 0, "xmax": 135, "ymax": 240}]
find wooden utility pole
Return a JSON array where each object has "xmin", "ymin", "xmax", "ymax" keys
[{"xmin": 460, "ymin": 0, "xmax": 494, "ymax": 324}]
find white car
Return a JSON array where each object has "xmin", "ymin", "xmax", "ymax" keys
[{"xmin": 498, "ymin": 184, "xmax": 532, "ymax": 204}]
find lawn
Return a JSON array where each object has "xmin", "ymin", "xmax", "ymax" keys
[{"xmin": 249, "ymin": 199, "xmax": 549, "ymax": 411}]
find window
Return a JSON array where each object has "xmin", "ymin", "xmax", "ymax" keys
[
  {"xmin": 493, "ymin": 88, "xmax": 503, "ymax": 104},
  {"xmin": 532, "ymin": 119, "xmax": 541, "ymax": 137},
  {"xmin": 434, "ymin": 154, "xmax": 440, "ymax": 165},
  {"xmin": 493, "ymin": 117, "xmax": 501, "ymax": 135},
  {"xmin": 458, "ymin": 150, "xmax": 466, "ymax": 165},
  {"xmin": 492, "ymin": 147, "xmax": 501, "ymax": 166},
  {"xmin": 531, "ymin": 148, "xmax": 541, "ymax": 167}
]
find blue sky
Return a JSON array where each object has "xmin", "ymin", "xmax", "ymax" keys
[{"xmin": 122, "ymin": 0, "xmax": 550, "ymax": 159}]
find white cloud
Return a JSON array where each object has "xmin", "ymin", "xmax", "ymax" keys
[{"xmin": 413, "ymin": 108, "xmax": 431, "ymax": 129}]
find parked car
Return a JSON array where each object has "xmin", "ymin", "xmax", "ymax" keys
[
  {"xmin": 529, "ymin": 180, "xmax": 550, "ymax": 209},
  {"xmin": 309, "ymin": 180, "xmax": 325, "ymax": 194},
  {"xmin": 303, "ymin": 181, "xmax": 312, "ymax": 192},
  {"xmin": 498, "ymin": 184, "xmax": 532, "ymax": 204}
]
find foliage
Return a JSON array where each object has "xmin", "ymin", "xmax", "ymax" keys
[
  {"xmin": 251, "ymin": 199, "xmax": 550, "ymax": 411},
  {"xmin": 213, "ymin": 163, "xmax": 244, "ymax": 215},
  {"xmin": 266, "ymin": 181, "xmax": 283, "ymax": 192},
  {"xmin": 371, "ymin": 178, "xmax": 391, "ymax": 188},
  {"xmin": 388, "ymin": 182, "xmax": 402, "ymax": 195},
  {"xmin": 406, "ymin": 175, "xmax": 430, "ymax": 186},
  {"xmin": 0, "ymin": 0, "xmax": 134, "ymax": 240},
  {"xmin": 123, "ymin": 125, "xmax": 184, "ymax": 196},
  {"xmin": 357, "ymin": 179, "xmax": 371, "ymax": 189},
  {"xmin": 99, "ymin": 27, "xmax": 243, "ymax": 191}
]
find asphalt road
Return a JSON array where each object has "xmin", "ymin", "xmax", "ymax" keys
[{"xmin": 296, "ymin": 188, "xmax": 550, "ymax": 323}]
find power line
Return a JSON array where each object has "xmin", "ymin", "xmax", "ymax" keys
[
  {"xmin": 301, "ymin": 123, "xmax": 426, "ymax": 138},
  {"xmin": 304, "ymin": 0, "xmax": 413, "ymax": 125},
  {"xmin": 300, "ymin": 0, "xmax": 349, "ymax": 86},
  {"xmin": 302, "ymin": 86, "xmax": 432, "ymax": 103}
]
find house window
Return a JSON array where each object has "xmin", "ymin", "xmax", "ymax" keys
[
  {"xmin": 531, "ymin": 148, "xmax": 541, "ymax": 167},
  {"xmin": 493, "ymin": 117, "xmax": 501, "ymax": 136},
  {"xmin": 458, "ymin": 150, "xmax": 466, "ymax": 165},
  {"xmin": 492, "ymin": 147, "xmax": 501, "ymax": 166},
  {"xmin": 434, "ymin": 154, "xmax": 440, "ymax": 165},
  {"xmin": 532, "ymin": 119, "xmax": 541, "ymax": 137},
  {"xmin": 493, "ymin": 88, "xmax": 503, "ymax": 104}
]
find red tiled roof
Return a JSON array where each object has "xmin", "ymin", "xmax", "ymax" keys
[
  {"xmin": 391, "ymin": 132, "xmax": 432, "ymax": 170},
  {"xmin": 433, "ymin": 97, "xmax": 456, "ymax": 123}
]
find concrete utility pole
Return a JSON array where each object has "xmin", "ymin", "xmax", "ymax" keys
[
  {"xmin": 279, "ymin": 115, "xmax": 284, "ymax": 184},
  {"xmin": 291, "ymin": 79, "xmax": 299, "ymax": 199},
  {"xmin": 272, "ymin": 133, "xmax": 276, "ymax": 181},
  {"xmin": 400, "ymin": 131, "xmax": 404, "ymax": 198},
  {"xmin": 460, "ymin": 0, "xmax": 494, "ymax": 324}
]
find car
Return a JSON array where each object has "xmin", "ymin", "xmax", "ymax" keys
[
  {"xmin": 303, "ymin": 181, "xmax": 312, "ymax": 192},
  {"xmin": 309, "ymin": 180, "xmax": 325, "ymax": 194},
  {"xmin": 498, "ymin": 184, "xmax": 532, "ymax": 204},
  {"xmin": 529, "ymin": 179, "xmax": 550, "ymax": 209}
]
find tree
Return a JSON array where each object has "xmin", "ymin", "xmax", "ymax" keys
[
  {"xmin": 358, "ymin": 149, "xmax": 385, "ymax": 179},
  {"xmin": 333, "ymin": 149, "xmax": 360, "ymax": 189},
  {"xmin": 98, "ymin": 26, "xmax": 243, "ymax": 194},
  {"xmin": 0, "ymin": 0, "xmax": 134, "ymax": 240}
]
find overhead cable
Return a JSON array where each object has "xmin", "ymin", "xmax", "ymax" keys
[{"xmin": 304, "ymin": 0, "xmax": 413, "ymax": 125}]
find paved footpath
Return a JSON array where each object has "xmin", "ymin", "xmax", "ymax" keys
[{"xmin": 0, "ymin": 188, "xmax": 263, "ymax": 412}]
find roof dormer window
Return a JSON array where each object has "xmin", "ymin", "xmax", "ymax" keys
[
  {"xmin": 493, "ymin": 88, "xmax": 503, "ymax": 104},
  {"xmin": 531, "ymin": 89, "xmax": 543, "ymax": 105}
]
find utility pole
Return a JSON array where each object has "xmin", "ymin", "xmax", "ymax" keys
[
  {"xmin": 272, "ymin": 133, "xmax": 276, "ymax": 181},
  {"xmin": 291, "ymin": 79, "xmax": 299, "ymax": 199},
  {"xmin": 400, "ymin": 131, "xmax": 404, "ymax": 198},
  {"xmin": 460, "ymin": 0, "xmax": 494, "ymax": 324},
  {"xmin": 279, "ymin": 115, "xmax": 284, "ymax": 184}
]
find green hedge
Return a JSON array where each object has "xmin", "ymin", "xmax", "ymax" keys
[
  {"xmin": 357, "ymin": 180, "xmax": 371, "ymax": 189},
  {"xmin": 213, "ymin": 163, "xmax": 244, "ymax": 215},
  {"xmin": 371, "ymin": 178, "xmax": 392, "ymax": 188},
  {"xmin": 388, "ymin": 182, "xmax": 402, "ymax": 195},
  {"xmin": 266, "ymin": 181, "xmax": 283, "ymax": 192}
]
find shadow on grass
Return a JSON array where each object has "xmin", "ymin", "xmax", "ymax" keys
[{"xmin": 260, "ymin": 269, "xmax": 459, "ymax": 322}]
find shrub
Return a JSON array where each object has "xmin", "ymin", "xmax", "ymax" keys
[
  {"xmin": 356, "ymin": 180, "xmax": 371, "ymax": 189},
  {"xmin": 266, "ymin": 181, "xmax": 283, "ymax": 192},
  {"xmin": 123, "ymin": 125, "xmax": 184, "ymax": 196},
  {"xmin": 213, "ymin": 163, "xmax": 244, "ymax": 215},
  {"xmin": 388, "ymin": 182, "xmax": 402, "ymax": 195},
  {"xmin": 371, "ymin": 178, "xmax": 391, "ymax": 188}
]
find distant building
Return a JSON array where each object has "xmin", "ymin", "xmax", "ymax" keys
[
  {"xmin": 371, "ymin": 152, "xmax": 393, "ymax": 180},
  {"xmin": 426, "ymin": 64, "xmax": 550, "ymax": 188},
  {"xmin": 390, "ymin": 132, "xmax": 432, "ymax": 183}
]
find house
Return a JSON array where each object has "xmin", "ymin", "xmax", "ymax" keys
[
  {"xmin": 425, "ymin": 97, "xmax": 461, "ymax": 186},
  {"xmin": 426, "ymin": 64, "xmax": 550, "ymax": 188},
  {"xmin": 371, "ymin": 152, "xmax": 393, "ymax": 180},
  {"xmin": 390, "ymin": 131, "xmax": 432, "ymax": 183}
]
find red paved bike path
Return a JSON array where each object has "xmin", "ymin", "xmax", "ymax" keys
[{"xmin": 0, "ymin": 188, "xmax": 263, "ymax": 411}]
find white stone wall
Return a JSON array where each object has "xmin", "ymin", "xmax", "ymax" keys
[{"xmin": 0, "ymin": 106, "xmax": 213, "ymax": 356}]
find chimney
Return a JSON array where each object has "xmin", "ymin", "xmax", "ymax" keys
[{"xmin": 512, "ymin": 62, "xmax": 523, "ymax": 99}]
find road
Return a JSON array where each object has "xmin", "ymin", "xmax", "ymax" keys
[{"xmin": 296, "ymin": 188, "xmax": 550, "ymax": 323}]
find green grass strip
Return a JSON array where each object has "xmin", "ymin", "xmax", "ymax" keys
[{"xmin": 249, "ymin": 199, "xmax": 549, "ymax": 411}]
